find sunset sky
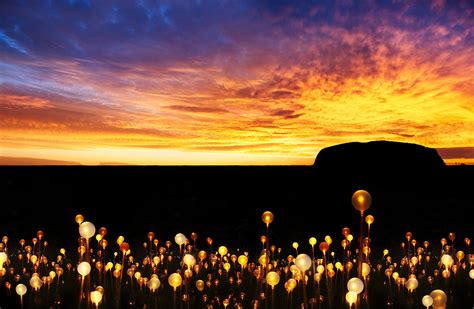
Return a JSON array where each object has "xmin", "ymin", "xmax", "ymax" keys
[{"xmin": 1, "ymin": 1, "xmax": 473, "ymax": 165}]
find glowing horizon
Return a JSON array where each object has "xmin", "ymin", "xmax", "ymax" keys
[{"xmin": 1, "ymin": 1, "xmax": 473, "ymax": 165}]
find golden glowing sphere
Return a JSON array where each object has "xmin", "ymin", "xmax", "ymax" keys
[
  {"xmin": 120, "ymin": 242, "xmax": 130, "ymax": 253},
  {"xmin": 75, "ymin": 214, "xmax": 84, "ymax": 225},
  {"xmin": 440, "ymin": 254, "xmax": 453, "ymax": 267},
  {"xmin": 286, "ymin": 278, "xmax": 297, "ymax": 291},
  {"xmin": 77, "ymin": 262, "xmax": 91, "ymax": 277},
  {"xmin": 238, "ymin": 255, "xmax": 248, "ymax": 268},
  {"xmin": 345, "ymin": 261, "xmax": 353, "ymax": 271},
  {"xmin": 328, "ymin": 269, "xmax": 335, "ymax": 278},
  {"xmin": 405, "ymin": 277, "xmax": 418, "ymax": 292},
  {"xmin": 392, "ymin": 272, "xmax": 400, "ymax": 281},
  {"xmin": 289, "ymin": 264, "xmax": 299, "ymax": 275},
  {"xmin": 196, "ymin": 279, "xmax": 205, "ymax": 292},
  {"xmin": 224, "ymin": 262, "xmax": 231, "ymax": 272},
  {"xmin": 262, "ymin": 211, "xmax": 274, "ymax": 225},
  {"xmin": 422, "ymin": 295, "xmax": 433, "ymax": 307},
  {"xmin": 183, "ymin": 254, "xmax": 196, "ymax": 268},
  {"xmin": 342, "ymin": 227, "xmax": 351, "ymax": 237},
  {"xmin": 362, "ymin": 263, "xmax": 371, "ymax": 277},
  {"xmin": 99, "ymin": 227, "xmax": 107, "ymax": 237},
  {"xmin": 345, "ymin": 291, "xmax": 357, "ymax": 306},
  {"xmin": 316, "ymin": 265, "xmax": 324, "ymax": 274},
  {"xmin": 314, "ymin": 273, "xmax": 321, "ymax": 283},
  {"xmin": 295, "ymin": 254, "xmax": 312, "ymax": 272},
  {"xmin": 95, "ymin": 286, "xmax": 104, "ymax": 295},
  {"xmin": 448, "ymin": 232, "xmax": 455, "ymax": 241},
  {"xmin": 134, "ymin": 272, "xmax": 141, "ymax": 280},
  {"xmin": 15, "ymin": 283, "xmax": 27, "ymax": 296},
  {"xmin": 218, "ymin": 246, "xmax": 228, "ymax": 256},
  {"xmin": 266, "ymin": 271, "xmax": 280, "ymax": 287},
  {"xmin": 90, "ymin": 290, "xmax": 103, "ymax": 305},
  {"xmin": 168, "ymin": 273, "xmax": 182, "ymax": 290},
  {"xmin": 174, "ymin": 233, "xmax": 187, "ymax": 246},
  {"xmin": 352, "ymin": 190, "xmax": 372, "ymax": 213},
  {"xmin": 258, "ymin": 254, "xmax": 269, "ymax": 265},
  {"xmin": 29, "ymin": 274, "xmax": 43, "ymax": 290},
  {"xmin": 79, "ymin": 222, "xmax": 96, "ymax": 239},
  {"xmin": 198, "ymin": 251, "xmax": 207, "ymax": 261},
  {"xmin": 429, "ymin": 290, "xmax": 447, "ymax": 308},
  {"xmin": 365, "ymin": 215, "xmax": 374, "ymax": 225},
  {"xmin": 347, "ymin": 234, "xmax": 354, "ymax": 242},
  {"xmin": 442, "ymin": 269, "xmax": 450, "ymax": 279},
  {"xmin": 347, "ymin": 277, "xmax": 364, "ymax": 294},
  {"xmin": 49, "ymin": 271, "xmax": 56, "ymax": 279},
  {"xmin": 309, "ymin": 237, "xmax": 317, "ymax": 246},
  {"xmin": 456, "ymin": 251, "xmax": 464, "ymax": 261},
  {"xmin": 341, "ymin": 239, "xmax": 349, "ymax": 249},
  {"xmin": 319, "ymin": 242, "xmax": 329, "ymax": 253},
  {"xmin": 292, "ymin": 242, "xmax": 299, "ymax": 250},
  {"xmin": 147, "ymin": 276, "xmax": 161, "ymax": 292},
  {"xmin": 324, "ymin": 236, "xmax": 332, "ymax": 245},
  {"xmin": 469, "ymin": 269, "xmax": 474, "ymax": 279},
  {"xmin": 0, "ymin": 252, "xmax": 7, "ymax": 266}
]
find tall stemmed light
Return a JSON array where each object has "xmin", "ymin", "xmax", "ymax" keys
[
  {"xmin": 175, "ymin": 233, "xmax": 187, "ymax": 256},
  {"xmin": 295, "ymin": 253, "xmax": 311, "ymax": 307},
  {"xmin": 77, "ymin": 261, "xmax": 91, "ymax": 301},
  {"xmin": 309, "ymin": 237, "xmax": 317, "ymax": 273},
  {"xmin": 422, "ymin": 295, "xmax": 433, "ymax": 309},
  {"xmin": 168, "ymin": 273, "xmax": 183, "ymax": 309},
  {"xmin": 15, "ymin": 283, "xmax": 27, "ymax": 308},
  {"xmin": 266, "ymin": 271, "xmax": 280, "ymax": 309},
  {"xmin": 352, "ymin": 190, "xmax": 372, "ymax": 278},
  {"xmin": 365, "ymin": 215, "xmax": 374, "ymax": 240},
  {"xmin": 347, "ymin": 277, "xmax": 364, "ymax": 309},
  {"xmin": 262, "ymin": 211, "xmax": 274, "ymax": 257},
  {"xmin": 90, "ymin": 290, "xmax": 103, "ymax": 309},
  {"xmin": 79, "ymin": 220, "xmax": 96, "ymax": 262}
]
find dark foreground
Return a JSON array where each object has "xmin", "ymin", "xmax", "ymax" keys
[{"xmin": 0, "ymin": 165, "xmax": 473, "ymax": 308}]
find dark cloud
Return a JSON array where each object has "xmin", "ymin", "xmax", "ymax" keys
[
  {"xmin": 271, "ymin": 109, "xmax": 303, "ymax": 119},
  {"xmin": 166, "ymin": 105, "xmax": 228, "ymax": 114}
]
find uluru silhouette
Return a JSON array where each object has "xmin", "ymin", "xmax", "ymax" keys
[{"xmin": 313, "ymin": 141, "xmax": 445, "ymax": 178}]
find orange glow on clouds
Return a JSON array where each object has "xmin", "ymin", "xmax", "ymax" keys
[{"xmin": 0, "ymin": 1, "xmax": 473, "ymax": 165}]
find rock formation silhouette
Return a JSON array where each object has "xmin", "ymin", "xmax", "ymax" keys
[{"xmin": 313, "ymin": 141, "xmax": 445, "ymax": 179}]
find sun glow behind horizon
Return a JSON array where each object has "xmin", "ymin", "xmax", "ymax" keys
[{"xmin": 1, "ymin": 1, "xmax": 473, "ymax": 165}]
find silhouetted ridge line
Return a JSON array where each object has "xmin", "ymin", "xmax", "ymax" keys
[{"xmin": 313, "ymin": 141, "xmax": 445, "ymax": 176}]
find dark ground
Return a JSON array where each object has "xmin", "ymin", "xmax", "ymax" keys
[{"xmin": 0, "ymin": 164, "xmax": 472, "ymax": 256}]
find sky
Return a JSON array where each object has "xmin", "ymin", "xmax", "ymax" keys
[{"xmin": 0, "ymin": 0, "xmax": 473, "ymax": 165}]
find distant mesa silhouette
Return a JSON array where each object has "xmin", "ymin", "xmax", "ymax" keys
[
  {"xmin": 0, "ymin": 156, "xmax": 80, "ymax": 165},
  {"xmin": 313, "ymin": 141, "xmax": 445, "ymax": 177}
]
